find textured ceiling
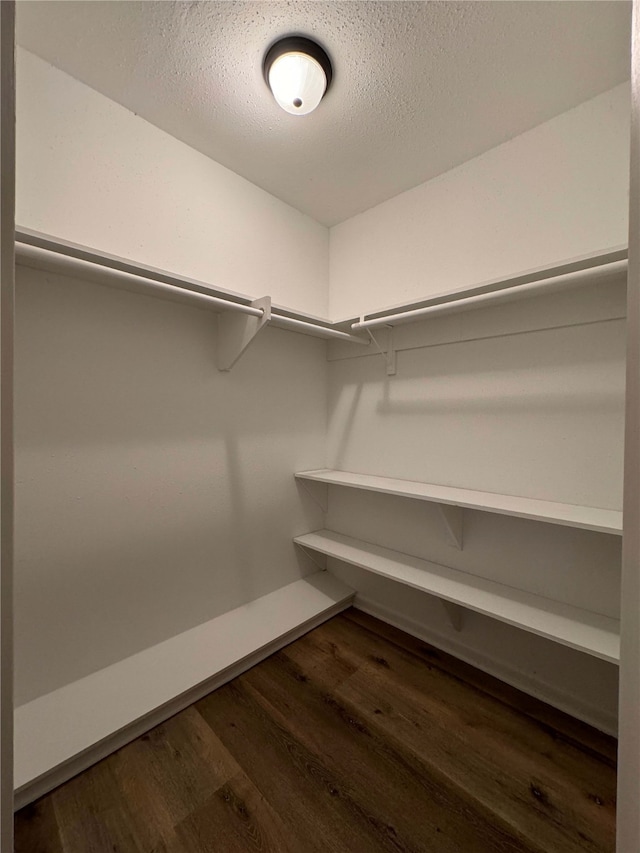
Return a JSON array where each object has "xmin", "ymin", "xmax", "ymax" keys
[{"xmin": 17, "ymin": 1, "xmax": 632, "ymax": 226}]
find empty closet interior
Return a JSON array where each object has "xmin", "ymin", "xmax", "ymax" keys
[{"xmin": 12, "ymin": 0, "xmax": 632, "ymax": 825}]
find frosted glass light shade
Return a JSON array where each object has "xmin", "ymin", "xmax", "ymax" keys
[{"xmin": 268, "ymin": 51, "xmax": 327, "ymax": 115}]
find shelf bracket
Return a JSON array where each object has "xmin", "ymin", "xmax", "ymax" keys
[
  {"xmin": 295, "ymin": 542, "xmax": 327, "ymax": 571},
  {"xmin": 440, "ymin": 600, "xmax": 464, "ymax": 632},
  {"xmin": 218, "ymin": 296, "xmax": 271, "ymax": 371},
  {"xmin": 365, "ymin": 325, "xmax": 396, "ymax": 376},
  {"xmin": 437, "ymin": 504, "xmax": 463, "ymax": 549},
  {"xmin": 297, "ymin": 479, "xmax": 328, "ymax": 513}
]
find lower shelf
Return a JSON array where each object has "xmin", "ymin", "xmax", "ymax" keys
[
  {"xmin": 294, "ymin": 530, "xmax": 620, "ymax": 665},
  {"xmin": 14, "ymin": 571, "xmax": 354, "ymax": 808}
]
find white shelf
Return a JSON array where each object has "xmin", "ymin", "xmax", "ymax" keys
[
  {"xmin": 294, "ymin": 530, "xmax": 620, "ymax": 664},
  {"xmin": 295, "ymin": 469, "xmax": 622, "ymax": 535},
  {"xmin": 14, "ymin": 571, "xmax": 354, "ymax": 808}
]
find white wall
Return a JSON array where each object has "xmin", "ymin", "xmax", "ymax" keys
[
  {"xmin": 325, "ymin": 283, "xmax": 626, "ymax": 732},
  {"xmin": 328, "ymin": 315, "xmax": 625, "ymax": 509},
  {"xmin": 16, "ymin": 48, "xmax": 329, "ymax": 318},
  {"xmin": 14, "ymin": 265, "xmax": 327, "ymax": 705},
  {"xmin": 330, "ymin": 83, "xmax": 630, "ymax": 320}
]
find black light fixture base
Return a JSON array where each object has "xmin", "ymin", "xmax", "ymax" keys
[{"xmin": 263, "ymin": 36, "xmax": 333, "ymax": 92}]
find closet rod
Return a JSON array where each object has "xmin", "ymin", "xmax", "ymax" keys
[
  {"xmin": 15, "ymin": 243, "xmax": 369, "ymax": 346},
  {"xmin": 269, "ymin": 313, "xmax": 369, "ymax": 343},
  {"xmin": 351, "ymin": 259, "xmax": 628, "ymax": 331}
]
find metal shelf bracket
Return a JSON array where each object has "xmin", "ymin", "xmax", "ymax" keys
[
  {"xmin": 298, "ymin": 479, "xmax": 329, "ymax": 513},
  {"xmin": 437, "ymin": 504, "xmax": 464, "ymax": 549},
  {"xmin": 295, "ymin": 542, "xmax": 327, "ymax": 571},
  {"xmin": 365, "ymin": 325, "xmax": 396, "ymax": 376},
  {"xmin": 218, "ymin": 296, "xmax": 271, "ymax": 371},
  {"xmin": 441, "ymin": 600, "xmax": 465, "ymax": 632}
]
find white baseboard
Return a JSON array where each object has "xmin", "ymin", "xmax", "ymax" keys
[
  {"xmin": 14, "ymin": 571, "xmax": 354, "ymax": 809},
  {"xmin": 355, "ymin": 596, "xmax": 618, "ymax": 737}
]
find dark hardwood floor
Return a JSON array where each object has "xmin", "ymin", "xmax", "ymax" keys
[{"xmin": 15, "ymin": 609, "xmax": 617, "ymax": 852}]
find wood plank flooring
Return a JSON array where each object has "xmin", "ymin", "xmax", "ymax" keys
[{"xmin": 15, "ymin": 609, "xmax": 617, "ymax": 852}]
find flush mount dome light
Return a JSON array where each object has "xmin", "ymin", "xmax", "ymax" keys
[{"xmin": 263, "ymin": 36, "xmax": 332, "ymax": 116}]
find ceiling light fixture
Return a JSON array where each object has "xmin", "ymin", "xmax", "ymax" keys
[{"xmin": 263, "ymin": 36, "xmax": 332, "ymax": 116}]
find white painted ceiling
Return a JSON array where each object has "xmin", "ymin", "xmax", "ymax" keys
[{"xmin": 17, "ymin": 1, "xmax": 632, "ymax": 226}]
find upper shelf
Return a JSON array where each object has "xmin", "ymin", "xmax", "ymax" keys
[
  {"xmin": 14, "ymin": 230, "xmax": 369, "ymax": 350},
  {"xmin": 341, "ymin": 247, "xmax": 628, "ymax": 330},
  {"xmin": 295, "ymin": 469, "xmax": 622, "ymax": 535},
  {"xmin": 18, "ymin": 228, "xmax": 627, "ymax": 336}
]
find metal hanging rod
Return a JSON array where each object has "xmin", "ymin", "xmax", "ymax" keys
[
  {"xmin": 265, "ymin": 312, "xmax": 367, "ymax": 342},
  {"xmin": 351, "ymin": 259, "xmax": 628, "ymax": 332},
  {"xmin": 15, "ymin": 242, "xmax": 369, "ymax": 346},
  {"xmin": 18, "ymin": 242, "xmax": 264, "ymax": 315}
]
